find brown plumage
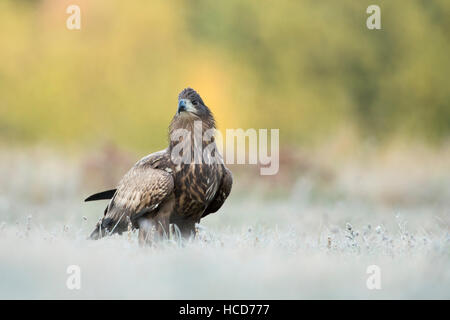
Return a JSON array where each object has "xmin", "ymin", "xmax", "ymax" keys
[{"xmin": 86, "ymin": 88, "xmax": 232, "ymax": 244}]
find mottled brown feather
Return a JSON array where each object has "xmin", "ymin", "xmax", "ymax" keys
[
  {"xmin": 88, "ymin": 88, "xmax": 233, "ymax": 241},
  {"xmin": 202, "ymin": 167, "xmax": 233, "ymax": 218}
]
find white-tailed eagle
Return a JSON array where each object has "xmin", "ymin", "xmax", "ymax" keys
[{"xmin": 85, "ymin": 88, "xmax": 232, "ymax": 244}]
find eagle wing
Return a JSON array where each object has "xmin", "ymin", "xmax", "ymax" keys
[
  {"xmin": 90, "ymin": 159, "xmax": 174, "ymax": 238},
  {"xmin": 84, "ymin": 149, "xmax": 169, "ymax": 203},
  {"xmin": 111, "ymin": 165, "xmax": 174, "ymax": 219},
  {"xmin": 202, "ymin": 167, "xmax": 233, "ymax": 218}
]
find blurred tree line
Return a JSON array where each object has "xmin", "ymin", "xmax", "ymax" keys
[{"xmin": 0, "ymin": 0, "xmax": 448, "ymax": 152}]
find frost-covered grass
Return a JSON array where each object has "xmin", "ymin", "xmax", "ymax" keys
[{"xmin": 0, "ymin": 147, "xmax": 449, "ymax": 299}]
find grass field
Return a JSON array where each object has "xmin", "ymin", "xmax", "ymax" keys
[{"xmin": 0, "ymin": 146, "xmax": 449, "ymax": 299}]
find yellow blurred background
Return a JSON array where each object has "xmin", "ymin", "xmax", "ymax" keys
[{"xmin": 0, "ymin": 0, "xmax": 448, "ymax": 153}]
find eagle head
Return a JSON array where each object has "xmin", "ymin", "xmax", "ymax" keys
[{"xmin": 176, "ymin": 88, "xmax": 215, "ymax": 125}]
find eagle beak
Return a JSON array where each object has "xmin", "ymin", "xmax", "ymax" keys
[{"xmin": 178, "ymin": 100, "xmax": 187, "ymax": 114}]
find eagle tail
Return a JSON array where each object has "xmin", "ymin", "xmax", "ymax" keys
[{"xmin": 84, "ymin": 189, "xmax": 117, "ymax": 202}]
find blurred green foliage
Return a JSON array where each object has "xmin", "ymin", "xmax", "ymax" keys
[{"xmin": 0, "ymin": 0, "xmax": 449, "ymax": 152}]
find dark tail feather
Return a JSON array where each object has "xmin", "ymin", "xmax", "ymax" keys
[
  {"xmin": 89, "ymin": 221, "xmax": 101, "ymax": 240},
  {"xmin": 84, "ymin": 189, "xmax": 117, "ymax": 202}
]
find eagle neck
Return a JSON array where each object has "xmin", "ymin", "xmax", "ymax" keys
[{"xmin": 168, "ymin": 116, "xmax": 216, "ymax": 152}]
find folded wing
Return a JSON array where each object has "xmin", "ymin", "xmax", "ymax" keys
[
  {"xmin": 202, "ymin": 167, "xmax": 233, "ymax": 218},
  {"xmin": 90, "ymin": 164, "xmax": 174, "ymax": 238}
]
